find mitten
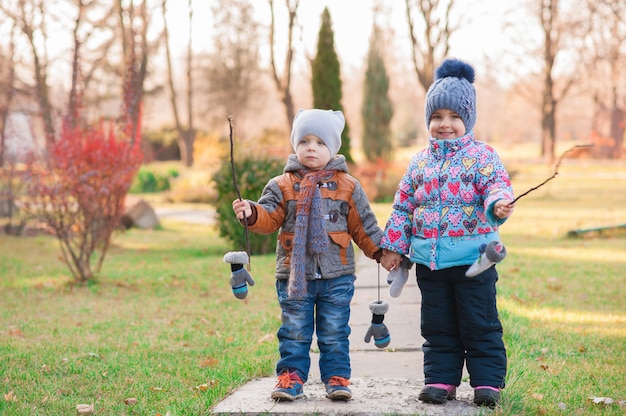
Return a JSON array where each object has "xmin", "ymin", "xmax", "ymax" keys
[
  {"xmin": 364, "ymin": 300, "xmax": 390, "ymax": 348},
  {"xmin": 223, "ymin": 251, "xmax": 255, "ymax": 299},
  {"xmin": 387, "ymin": 255, "xmax": 413, "ymax": 298},
  {"xmin": 465, "ymin": 241, "xmax": 507, "ymax": 277}
]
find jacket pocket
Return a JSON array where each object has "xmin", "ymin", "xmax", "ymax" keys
[
  {"xmin": 278, "ymin": 232, "xmax": 294, "ymax": 266},
  {"xmin": 328, "ymin": 231, "xmax": 352, "ymax": 265}
]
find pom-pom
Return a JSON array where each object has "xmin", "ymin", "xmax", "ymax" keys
[
  {"xmin": 435, "ymin": 59, "xmax": 475, "ymax": 84},
  {"xmin": 223, "ymin": 251, "xmax": 249, "ymax": 265},
  {"xmin": 369, "ymin": 300, "xmax": 389, "ymax": 315}
]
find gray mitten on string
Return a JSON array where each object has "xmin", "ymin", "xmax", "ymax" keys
[
  {"xmin": 465, "ymin": 241, "xmax": 506, "ymax": 277},
  {"xmin": 223, "ymin": 251, "xmax": 255, "ymax": 299},
  {"xmin": 364, "ymin": 300, "xmax": 391, "ymax": 348},
  {"xmin": 387, "ymin": 255, "xmax": 413, "ymax": 298}
]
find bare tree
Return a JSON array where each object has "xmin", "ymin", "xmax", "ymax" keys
[
  {"xmin": 0, "ymin": 25, "xmax": 17, "ymax": 167},
  {"xmin": 404, "ymin": 0, "xmax": 457, "ymax": 93},
  {"xmin": 532, "ymin": 0, "xmax": 587, "ymax": 162},
  {"xmin": 197, "ymin": 0, "xmax": 264, "ymax": 141},
  {"xmin": 502, "ymin": 0, "xmax": 588, "ymax": 162},
  {"xmin": 0, "ymin": 0, "xmax": 56, "ymax": 148},
  {"xmin": 116, "ymin": 0, "xmax": 149, "ymax": 144},
  {"xmin": 585, "ymin": 0, "xmax": 626, "ymax": 159},
  {"xmin": 268, "ymin": 0, "xmax": 299, "ymax": 129},
  {"xmin": 65, "ymin": 1, "xmax": 118, "ymax": 112},
  {"xmin": 162, "ymin": 0, "xmax": 195, "ymax": 167}
]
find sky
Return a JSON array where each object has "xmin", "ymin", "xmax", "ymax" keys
[
  {"xmin": 163, "ymin": 0, "xmax": 527, "ymax": 77},
  {"xmin": 12, "ymin": 0, "xmax": 531, "ymax": 92}
]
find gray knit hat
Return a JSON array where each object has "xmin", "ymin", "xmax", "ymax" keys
[
  {"xmin": 290, "ymin": 109, "xmax": 345, "ymax": 158},
  {"xmin": 425, "ymin": 59, "xmax": 477, "ymax": 133}
]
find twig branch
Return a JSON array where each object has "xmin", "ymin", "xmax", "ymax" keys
[
  {"xmin": 228, "ymin": 115, "xmax": 251, "ymax": 268},
  {"xmin": 512, "ymin": 144, "xmax": 594, "ymax": 204}
]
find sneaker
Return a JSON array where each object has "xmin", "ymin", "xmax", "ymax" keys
[
  {"xmin": 473, "ymin": 386, "xmax": 500, "ymax": 407},
  {"xmin": 325, "ymin": 376, "xmax": 352, "ymax": 401},
  {"xmin": 418, "ymin": 383, "xmax": 457, "ymax": 404},
  {"xmin": 271, "ymin": 371, "xmax": 304, "ymax": 401}
]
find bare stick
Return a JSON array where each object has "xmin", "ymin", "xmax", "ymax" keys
[
  {"xmin": 228, "ymin": 116, "xmax": 251, "ymax": 269},
  {"xmin": 512, "ymin": 144, "xmax": 594, "ymax": 204}
]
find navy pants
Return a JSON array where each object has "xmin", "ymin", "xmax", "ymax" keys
[{"xmin": 416, "ymin": 264, "xmax": 507, "ymax": 388}]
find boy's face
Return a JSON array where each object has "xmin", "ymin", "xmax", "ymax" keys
[
  {"xmin": 295, "ymin": 134, "xmax": 332, "ymax": 170},
  {"xmin": 428, "ymin": 108, "xmax": 466, "ymax": 140}
]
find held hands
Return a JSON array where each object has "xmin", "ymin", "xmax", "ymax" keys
[
  {"xmin": 381, "ymin": 250, "xmax": 413, "ymax": 297},
  {"xmin": 380, "ymin": 249, "xmax": 402, "ymax": 272},
  {"xmin": 386, "ymin": 255, "xmax": 413, "ymax": 297}
]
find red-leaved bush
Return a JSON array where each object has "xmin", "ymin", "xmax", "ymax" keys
[{"xmin": 24, "ymin": 117, "xmax": 143, "ymax": 284}]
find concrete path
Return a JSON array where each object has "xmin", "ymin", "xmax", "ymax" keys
[{"xmin": 210, "ymin": 253, "xmax": 486, "ymax": 415}]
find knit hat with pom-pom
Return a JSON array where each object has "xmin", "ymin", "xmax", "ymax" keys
[{"xmin": 425, "ymin": 58, "xmax": 477, "ymax": 132}]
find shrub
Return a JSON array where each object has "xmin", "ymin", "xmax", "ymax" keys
[
  {"xmin": 0, "ymin": 163, "xmax": 28, "ymax": 235},
  {"xmin": 213, "ymin": 155, "xmax": 284, "ymax": 255},
  {"xmin": 23, "ymin": 119, "xmax": 143, "ymax": 284},
  {"xmin": 129, "ymin": 167, "xmax": 178, "ymax": 193}
]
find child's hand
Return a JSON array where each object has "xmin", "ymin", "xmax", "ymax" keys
[
  {"xmin": 494, "ymin": 199, "xmax": 514, "ymax": 219},
  {"xmin": 381, "ymin": 250, "xmax": 402, "ymax": 272},
  {"xmin": 232, "ymin": 199, "xmax": 252, "ymax": 220}
]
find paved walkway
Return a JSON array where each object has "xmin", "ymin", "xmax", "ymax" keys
[
  {"xmin": 210, "ymin": 252, "xmax": 485, "ymax": 415},
  {"xmin": 153, "ymin": 207, "xmax": 484, "ymax": 414}
]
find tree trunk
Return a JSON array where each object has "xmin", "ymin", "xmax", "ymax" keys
[
  {"xmin": 610, "ymin": 105, "xmax": 624, "ymax": 159},
  {"xmin": 269, "ymin": 0, "xmax": 298, "ymax": 132}
]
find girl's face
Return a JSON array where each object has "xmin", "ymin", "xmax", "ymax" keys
[
  {"xmin": 428, "ymin": 108, "xmax": 466, "ymax": 140},
  {"xmin": 295, "ymin": 135, "xmax": 332, "ymax": 170}
]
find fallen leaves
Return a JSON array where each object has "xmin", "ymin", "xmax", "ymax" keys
[
  {"xmin": 529, "ymin": 394, "xmax": 626, "ymax": 413},
  {"xmin": 531, "ymin": 393, "xmax": 544, "ymax": 401},
  {"xmin": 193, "ymin": 380, "xmax": 218, "ymax": 391},
  {"xmin": 4, "ymin": 391, "xmax": 17, "ymax": 402},
  {"xmin": 7, "ymin": 326, "xmax": 24, "ymax": 337},
  {"xmin": 199, "ymin": 357, "xmax": 219, "ymax": 368},
  {"xmin": 588, "ymin": 395, "xmax": 615, "ymax": 406},
  {"xmin": 76, "ymin": 403, "xmax": 94, "ymax": 414}
]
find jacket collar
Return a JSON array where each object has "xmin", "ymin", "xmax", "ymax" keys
[
  {"xmin": 429, "ymin": 131, "xmax": 474, "ymax": 158},
  {"xmin": 284, "ymin": 154, "xmax": 349, "ymax": 176}
]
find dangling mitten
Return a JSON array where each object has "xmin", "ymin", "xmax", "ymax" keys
[
  {"xmin": 364, "ymin": 300, "xmax": 391, "ymax": 348},
  {"xmin": 465, "ymin": 241, "xmax": 507, "ymax": 277},
  {"xmin": 223, "ymin": 251, "xmax": 255, "ymax": 299},
  {"xmin": 386, "ymin": 255, "xmax": 413, "ymax": 298}
]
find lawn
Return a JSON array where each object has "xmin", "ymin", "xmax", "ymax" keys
[
  {"xmin": 489, "ymin": 159, "xmax": 626, "ymax": 415},
  {"xmin": 1, "ymin": 159, "xmax": 625, "ymax": 415}
]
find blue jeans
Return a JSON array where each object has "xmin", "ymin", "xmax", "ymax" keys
[{"xmin": 275, "ymin": 274, "xmax": 355, "ymax": 383}]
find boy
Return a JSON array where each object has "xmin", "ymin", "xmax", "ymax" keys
[{"xmin": 233, "ymin": 109, "xmax": 383, "ymax": 401}]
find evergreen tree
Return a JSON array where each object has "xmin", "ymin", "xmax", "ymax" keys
[
  {"xmin": 311, "ymin": 7, "xmax": 353, "ymax": 163},
  {"xmin": 361, "ymin": 24, "xmax": 394, "ymax": 162}
]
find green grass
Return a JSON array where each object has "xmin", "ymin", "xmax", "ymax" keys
[
  {"xmin": 0, "ymin": 222, "xmax": 281, "ymax": 415},
  {"xmin": 488, "ymin": 160, "xmax": 626, "ymax": 415},
  {"xmin": 1, "ymin": 160, "xmax": 625, "ymax": 415}
]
